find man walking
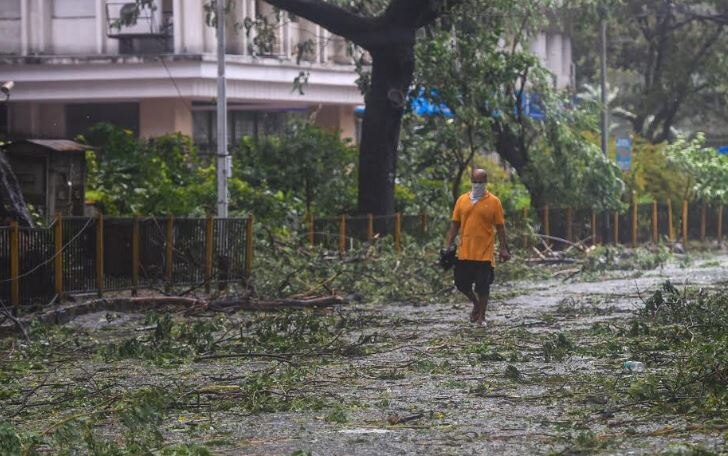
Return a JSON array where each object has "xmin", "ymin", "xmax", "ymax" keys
[{"xmin": 444, "ymin": 168, "xmax": 510, "ymax": 325}]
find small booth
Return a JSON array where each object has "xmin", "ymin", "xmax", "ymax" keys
[{"xmin": 3, "ymin": 139, "xmax": 88, "ymax": 218}]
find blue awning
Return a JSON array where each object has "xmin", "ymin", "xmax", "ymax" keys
[
  {"xmin": 353, "ymin": 90, "xmax": 545, "ymax": 121},
  {"xmin": 718, "ymin": 145, "xmax": 728, "ymax": 154}
]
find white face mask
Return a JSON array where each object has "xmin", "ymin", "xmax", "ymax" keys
[{"xmin": 470, "ymin": 182, "xmax": 486, "ymax": 202}]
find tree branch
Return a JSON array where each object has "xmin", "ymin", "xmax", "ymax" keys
[{"xmin": 261, "ymin": 0, "xmax": 379, "ymax": 47}]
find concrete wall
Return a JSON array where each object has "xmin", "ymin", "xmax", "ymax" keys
[
  {"xmin": 8, "ymin": 102, "xmax": 66, "ymax": 138},
  {"xmin": 139, "ymin": 98, "xmax": 193, "ymax": 138},
  {"xmin": 530, "ymin": 31, "xmax": 573, "ymax": 90},
  {"xmin": 50, "ymin": 0, "xmax": 96, "ymax": 54},
  {"xmin": 314, "ymin": 104, "xmax": 356, "ymax": 141},
  {"xmin": 0, "ymin": 0, "xmax": 22, "ymax": 54}
]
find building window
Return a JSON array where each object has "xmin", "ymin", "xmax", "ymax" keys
[
  {"xmin": 65, "ymin": 103, "xmax": 140, "ymax": 139},
  {"xmin": 192, "ymin": 110, "xmax": 292, "ymax": 153},
  {"xmin": 0, "ymin": 103, "xmax": 7, "ymax": 139},
  {"xmin": 52, "ymin": 0, "xmax": 95, "ymax": 18},
  {"xmin": 0, "ymin": 0, "xmax": 20, "ymax": 19}
]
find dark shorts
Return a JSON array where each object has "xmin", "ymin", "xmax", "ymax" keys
[{"xmin": 454, "ymin": 260, "xmax": 494, "ymax": 295}]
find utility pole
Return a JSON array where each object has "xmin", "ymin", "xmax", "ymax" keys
[
  {"xmin": 216, "ymin": 0, "xmax": 229, "ymax": 217},
  {"xmin": 599, "ymin": 4, "xmax": 608, "ymax": 156},
  {"xmin": 598, "ymin": 4, "xmax": 611, "ymax": 242}
]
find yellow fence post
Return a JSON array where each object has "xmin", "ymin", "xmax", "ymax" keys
[
  {"xmin": 566, "ymin": 207, "xmax": 573, "ymax": 242},
  {"xmin": 667, "ymin": 199, "xmax": 675, "ymax": 242},
  {"xmin": 205, "ymin": 215, "xmax": 214, "ymax": 293},
  {"xmin": 10, "ymin": 221, "xmax": 19, "ymax": 310},
  {"xmin": 700, "ymin": 204, "xmax": 706, "ymax": 243},
  {"xmin": 394, "ymin": 212, "xmax": 402, "ymax": 253},
  {"xmin": 245, "ymin": 214, "xmax": 254, "ymax": 278},
  {"xmin": 338, "ymin": 215, "xmax": 347, "ymax": 255},
  {"xmin": 522, "ymin": 207, "xmax": 529, "ymax": 249},
  {"xmin": 651, "ymin": 201, "xmax": 658, "ymax": 243},
  {"xmin": 682, "ymin": 200, "xmax": 688, "ymax": 247},
  {"xmin": 591, "ymin": 210, "xmax": 597, "ymax": 245},
  {"xmin": 631, "ymin": 200, "xmax": 638, "ymax": 248},
  {"xmin": 165, "ymin": 214, "xmax": 174, "ymax": 289},
  {"xmin": 718, "ymin": 205, "xmax": 724, "ymax": 246},
  {"xmin": 367, "ymin": 213, "xmax": 374, "ymax": 241},
  {"xmin": 613, "ymin": 211, "xmax": 619, "ymax": 245},
  {"xmin": 307, "ymin": 213, "xmax": 314, "ymax": 246},
  {"xmin": 543, "ymin": 205, "xmax": 550, "ymax": 238},
  {"xmin": 95, "ymin": 213, "xmax": 104, "ymax": 296},
  {"xmin": 132, "ymin": 215, "xmax": 140, "ymax": 297},
  {"xmin": 54, "ymin": 213, "xmax": 63, "ymax": 299}
]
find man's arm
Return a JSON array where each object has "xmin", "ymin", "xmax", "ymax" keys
[
  {"xmin": 445, "ymin": 221, "xmax": 460, "ymax": 249},
  {"xmin": 496, "ymin": 224, "xmax": 511, "ymax": 261}
]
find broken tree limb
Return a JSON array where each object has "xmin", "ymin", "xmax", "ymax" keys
[
  {"xmin": 535, "ymin": 233, "xmax": 587, "ymax": 251},
  {"xmin": 0, "ymin": 295, "xmax": 346, "ymax": 338},
  {"xmin": 221, "ymin": 295, "xmax": 347, "ymax": 311},
  {"xmin": 525, "ymin": 257, "xmax": 579, "ymax": 264},
  {"xmin": 531, "ymin": 246, "xmax": 547, "ymax": 260}
]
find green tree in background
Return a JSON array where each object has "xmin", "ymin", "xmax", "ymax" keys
[
  {"xmin": 234, "ymin": 117, "xmax": 358, "ymax": 216},
  {"xmin": 402, "ymin": 0, "xmax": 624, "ymax": 211},
  {"xmin": 570, "ymin": 0, "xmax": 728, "ymax": 143},
  {"xmin": 84, "ymin": 121, "xmax": 357, "ymax": 219},
  {"xmin": 665, "ymin": 133, "xmax": 728, "ymax": 205}
]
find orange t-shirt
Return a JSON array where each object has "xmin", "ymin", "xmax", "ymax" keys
[{"xmin": 451, "ymin": 192, "xmax": 505, "ymax": 262}]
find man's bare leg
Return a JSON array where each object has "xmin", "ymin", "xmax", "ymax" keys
[
  {"xmin": 463, "ymin": 290, "xmax": 479, "ymax": 322},
  {"xmin": 475, "ymin": 291, "xmax": 489, "ymax": 324}
]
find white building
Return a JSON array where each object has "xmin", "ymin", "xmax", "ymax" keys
[
  {"xmin": 0, "ymin": 1, "xmax": 573, "ymax": 148},
  {"xmin": 0, "ymin": 0, "xmax": 362, "ymax": 148}
]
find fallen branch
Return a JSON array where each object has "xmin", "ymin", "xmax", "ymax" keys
[
  {"xmin": 525, "ymin": 257, "xmax": 579, "ymax": 264},
  {"xmin": 552, "ymin": 267, "xmax": 581, "ymax": 277},
  {"xmin": 0, "ymin": 294, "xmax": 347, "ymax": 338},
  {"xmin": 535, "ymin": 233, "xmax": 586, "ymax": 251},
  {"xmin": 387, "ymin": 412, "xmax": 424, "ymax": 425},
  {"xmin": 212, "ymin": 295, "xmax": 346, "ymax": 311},
  {"xmin": 0, "ymin": 300, "xmax": 30, "ymax": 343}
]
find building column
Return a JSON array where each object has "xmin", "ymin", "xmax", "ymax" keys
[
  {"xmin": 140, "ymin": 99, "xmax": 193, "ymax": 138},
  {"xmin": 95, "ymin": 0, "xmax": 104, "ymax": 54},
  {"xmin": 173, "ymin": 0, "xmax": 183, "ymax": 53},
  {"xmin": 20, "ymin": 0, "xmax": 29, "ymax": 55},
  {"xmin": 181, "ymin": 0, "xmax": 204, "ymax": 53},
  {"xmin": 319, "ymin": 28, "xmax": 329, "ymax": 63}
]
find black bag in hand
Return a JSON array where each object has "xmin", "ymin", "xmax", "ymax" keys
[{"xmin": 438, "ymin": 245, "xmax": 458, "ymax": 271}]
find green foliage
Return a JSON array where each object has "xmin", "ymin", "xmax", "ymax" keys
[
  {"xmin": 324, "ymin": 404, "xmax": 348, "ymax": 424},
  {"xmin": 0, "ymin": 386, "xmax": 189, "ymax": 455},
  {"xmin": 84, "ymin": 120, "xmax": 357, "ymax": 219},
  {"xmin": 542, "ymin": 332, "xmax": 574, "ymax": 362},
  {"xmin": 404, "ymin": 0, "xmax": 624, "ymax": 211},
  {"xmin": 234, "ymin": 116, "xmax": 358, "ymax": 216},
  {"xmin": 618, "ymin": 136, "xmax": 688, "ymax": 205},
  {"xmin": 665, "ymin": 134, "xmax": 728, "ymax": 204},
  {"xmin": 582, "ymin": 282, "xmax": 728, "ymax": 419},
  {"xmin": 0, "ymin": 422, "xmax": 22, "ymax": 456},
  {"xmin": 253, "ymin": 235, "xmax": 457, "ymax": 304},
  {"xmin": 99, "ymin": 313, "xmax": 225, "ymax": 366},
  {"xmin": 570, "ymin": 0, "xmax": 728, "ymax": 144},
  {"xmin": 523, "ymin": 118, "xmax": 625, "ymax": 210},
  {"xmin": 581, "ymin": 245, "xmax": 671, "ymax": 273},
  {"xmin": 84, "ymin": 124, "xmax": 217, "ymax": 216}
]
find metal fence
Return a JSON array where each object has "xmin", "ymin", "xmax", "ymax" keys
[
  {"xmin": 304, "ymin": 213, "xmax": 430, "ymax": 253},
  {"xmin": 1, "ymin": 201, "xmax": 723, "ymax": 310},
  {"xmin": 523, "ymin": 201, "xmax": 726, "ymax": 248},
  {"xmin": 0, "ymin": 215, "xmax": 252, "ymax": 309}
]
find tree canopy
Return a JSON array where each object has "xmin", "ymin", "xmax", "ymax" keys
[{"xmin": 570, "ymin": 0, "xmax": 728, "ymax": 143}]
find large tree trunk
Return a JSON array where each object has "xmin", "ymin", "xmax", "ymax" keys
[
  {"xmin": 491, "ymin": 121, "xmax": 547, "ymax": 208},
  {"xmin": 258, "ymin": 0, "xmax": 450, "ymax": 215},
  {"xmin": 357, "ymin": 44, "xmax": 414, "ymax": 215},
  {"xmin": 0, "ymin": 151, "xmax": 33, "ymax": 227}
]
